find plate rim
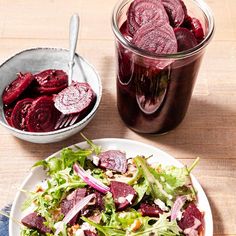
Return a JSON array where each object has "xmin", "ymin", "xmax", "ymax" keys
[{"xmin": 9, "ymin": 138, "xmax": 213, "ymax": 235}]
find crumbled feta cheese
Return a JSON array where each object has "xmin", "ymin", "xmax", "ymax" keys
[
  {"xmin": 154, "ymin": 199, "xmax": 169, "ymax": 211},
  {"xmin": 117, "ymin": 197, "xmax": 126, "ymax": 204},
  {"xmin": 176, "ymin": 210, "xmax": 183, "ymax": 221},
  {"xmin": 126, "ymin": 194, "xmax": 134, "ymax": 204},
  {"xmin": 54, "ymin": 221, "xmax": 62, "ymax": 230},
  {"xmin": 86, "ymin": 169, "xmax": 92, "ymax": 175},
  {"xmin": 75, "ymin": 229, "xmax": 85, "ymax": 236},
  {"xmin": 160, "ymin": 176, "xmax": 165, "ymax": 182},
  {"xmin": 106, "ymin": 170, "xmax": 113, "ymax": 178},
  {"xmin": 81, "ymin": 222, "xmax": 96, "ymax": 233},
  {"xmin": 92, "ymin": 155, "xmax": 100, "ymax": 166}
]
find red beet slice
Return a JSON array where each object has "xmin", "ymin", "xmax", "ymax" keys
[
  {"xmin": 2, "ymin": 72, "xmax": 34, "ymax": 105},
  {"xmin": 61, "ymin": 188, "xmax": 87, "ymax": 225},
  {"xmin": 132, "ymin": 21, "xmax": 177, "ymax": 54},
  {"xmin": 110, "ymin": 181, "xmax": 137, "ymax": 211},
  {"xmin": 140, "ymin": 203, "xmax": 163, "ymax": 217},
  {"xmin": 190, "ymin": 17, "xmax": 204, "ymax": 41},
  {"xmin": 162, "ymin": 0, "xmax": 187, "ymax": 27},
  {"xmin": 98, "ymin": 150, "xmax": 127, "ymax": 174},
  {"xmin": 21, "ymin": 212, "xmax": 51, "ymax": 234},
  {"xmin": 178, "ymin": 203, "xmax": 203, "ymax": 231},
  {"xmin": 84, "ymin": 230, "xmax": 98, "ymax": 236},
  {"xmin": 34, "ymin": 69, "xmax": 68, "ymax": 94},
  {"xmin": 183, "ymin": 16, "xmax": 204, "ymax": 41},
  {"xmin": 127, "ymin": 0, "xmax": 169, "ymax": 35},
  {"xmin": 54, "ymin": 82, "xmax": 95, "ymax": 115},
  {"xmin": 10, "ymin": 98, "xmax": 33, "ymax": 131},
  {"xmin": 25, "ymin": 96, "xmax": 60, "ymax": 132},
  {"xmin": 174, "ymin": 27, "xmax": 198, "ymax": 51}
]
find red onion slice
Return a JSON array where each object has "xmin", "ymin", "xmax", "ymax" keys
[
  {"xmin": 55, "ymin": 193, "xmax": 95, "ymax": 235},
  {"xmin": 73, "ymin": 163, "xmax": 110, "ymax": 194},
  {"xmin": 170, "ymin": 195, "xmax": 187, "ymax": 221}
]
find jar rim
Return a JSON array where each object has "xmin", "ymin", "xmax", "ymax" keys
[{"xmin": 111, "ymin": 0, "xmax": 215, "ymax": 59}]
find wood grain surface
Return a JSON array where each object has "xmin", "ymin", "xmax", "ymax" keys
[{"xmin": 0, "ymin": 0, "xmax": 235, "ymax": 235}]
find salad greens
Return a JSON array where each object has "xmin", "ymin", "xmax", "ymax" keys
[{"xmin": 20, "ymin": 136, "xmax": 201, "ymax": 236}]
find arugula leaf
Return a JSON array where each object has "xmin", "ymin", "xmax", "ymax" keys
[
  {"xmin": 101, "ymin": 192, "xmax": 116, "ymax": 225},
  {"xmin": 133, "ymin": 156, "xmax": 172, "ymax": 204},
  {"xmin": 33, "ymin": 148, "xmax": 89, "ymax": 176},
  {"xmin": 80, "ymin": 133, "xmax": 101, "ymax": 155},
  {"xmin": 132, "ymin": 178, "xmax": 149, "ymax": 205},
  {"xmin": 81, "ymin": 216, "xmax": 126, "ymax": 236},
  {"xmin": 130, "ymin": 213, "xmax": 181, "ymax": 236}
]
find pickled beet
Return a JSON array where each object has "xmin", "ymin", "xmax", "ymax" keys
[
  {"xmin": 174, "ymin": 27, "xmax": 197, "ymax": 51},
  {"xmin": 110, "ymin": 181, "xmax": 137, "ymax": 210},
  {"xmin": 98, "ymin": 150, "xmax": 127, "ymax": 174},
  {"xmin": 183, "ymin": 16, "xmax": 204, "ymax": 41},
  {"xmin": 25, "ymin": 96, "xmax": 60, "ymax": 132},
  {"xmin": 178, "ymin": 203, "xmax": 203, "ymax": 231},
  {"xmin": 127, "ymin": 0, "xmax": 169, "ymax": 35},
  {"xmin": 2, "ymin": 72, "xmax": 34, "ymax": 105},
  {"xmin": 21, "ymin": 212, "xmax": 51, "ymax": 234},
  {"xmin": 61, "ymin": 188, "xmax": 87, "ymax": 225},
  {"xmin": 54, "ymin": 82, "xmax": 96, "ymax": 115},
  {"xmin": 140, "ymin": 203, "xmax": 163, "ymax": 217},
  {"xmin": 132, "ymin": 20, "xmax": 177, "ymax": 54},
  {"xmin": 34, "ymin": 69, "xmax": 68, "ymax": 94},
  {"xmin": 162, "ymin": 0, "xmax": 187, "ymax": 27},
  {"xmin": 11, "ymin": 98, "xmax": 33, "ymax": 131}
]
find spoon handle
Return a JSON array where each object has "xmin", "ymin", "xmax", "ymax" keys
[{"xmin": 69, "ymin": 14, "xmax": 80, "ymax": 85}]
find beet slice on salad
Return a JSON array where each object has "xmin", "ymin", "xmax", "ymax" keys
[
  {"xmin": 132, "ymin": 20, "xmax": 177, "ymax": 55},
  {"xmin": 110, "ymin": 181, "xmax": 137, "ymax": 211},
  {"xmin": 127, "ymin": 0, "xmax": 169, "ymax": 35},
  {"xmin": 25, "ymin": 96, "xmax": 60, "ymax": 132},
  {"xmin": 174, "ymin": 27, "xmax": 198, "ymax": 52},
  {"xmin": 84, "ymin": 230, "xmax": 98, "ymax": 236},
  {"xmin": 61, "ymin": 188, "xmax": 87, "ymax": 225},
  {"xmin": 21, "ymin": 212, "xmax": 51, "ymax": 234},
  {"xmin": 162, "ymin": 0, "xmax": 187, "ymax": 27},
  {"xmin": 98, "ymin": 150, "xmax": 127, "ymax": 174},
  {"xmin": 178, "ymin": 203, "xmax": 203, "ymax": 233},
  {"xmin": 2, "ymin": 72, "xmax": 34, "ymax": 105},
  {"xmin": 4, "ymin": 106, "xmax": 13, "ymax": 126},
  {"xmin": 34, "ymin": 69, "xmax": 68, "ymax": 94},
  {"xmin": 54, "ymin": 82, "xmax": 96, "ymax": 115},
  {"xmin": 10, "ymin": 98, "xmax": 33, "ymax": 130},
  {"xmin": 140, "ymin": 203, "xmax": 163, "ymax": 217}
]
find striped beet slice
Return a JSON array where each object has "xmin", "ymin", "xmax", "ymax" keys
[
  {"xmin": 2, "ymin": 72, "xmax": 34, "ymax": 105},
  {"xmin": 127, "ymin": 0, "xmax": 169, "ymax": 35},
  {"xmin": 132, "ymin": 20, "xmax": 177, "ymax": 55},
  {"xmin": 34, "ymin": 69, "xmax": 68, "ymax": 94},
  {"xmin": 25, "ymin": 96, "xmax": 60, "ymax": 132},
  {"xmin": 162, "ymin": 0, "xmax": 187, "ymax": 27},
  {"xmin": 11, "ymin": 98, "xmax": 33, "ymax": 131},
  {"xmin": 54, "ymin": 82, "xmax": 95, "ymax": 115},
  {"xmin": 174, "ymin": 27, "xmax": 197, "ymax": 51}
]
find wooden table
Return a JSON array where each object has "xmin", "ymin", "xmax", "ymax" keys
[{"xmin": 0, "ymin": 0, "xmax": 235, "ymax": 235}]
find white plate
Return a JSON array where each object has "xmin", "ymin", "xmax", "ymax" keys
[{"xmin": 9, "ymin": 138, "xmax": 213, "ymax": 235}]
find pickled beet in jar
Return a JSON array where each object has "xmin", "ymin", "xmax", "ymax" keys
[{"xmin": 112, "ymin": 0, "xmax": 214, "ymax": 134}]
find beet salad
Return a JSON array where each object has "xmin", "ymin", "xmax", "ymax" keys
[{"xmin": 20, "ymin": 135, "xmax": 204, "ymax": 236}]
